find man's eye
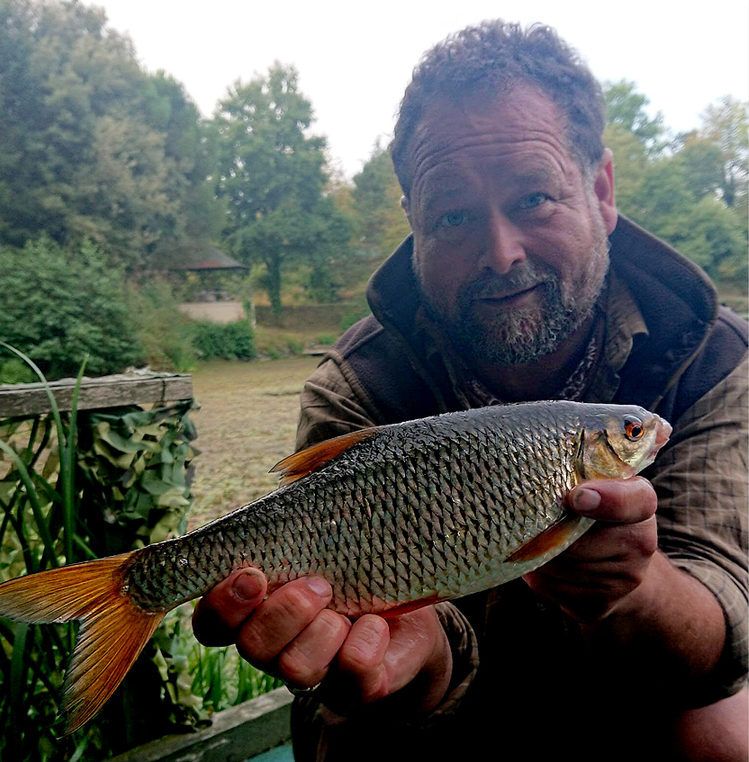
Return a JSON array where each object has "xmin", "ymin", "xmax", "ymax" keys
[
  {"xmin": 437, "ymin": 211, "xmax": 468, "ymax": 228},
  {"xmin": 518, "ymin": 192, "xmax": 549, "ymax": 210}
]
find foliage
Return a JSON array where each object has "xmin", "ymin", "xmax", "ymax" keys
[
  {"xmin": 212, "ymin": 62, "xmax": 353, "ymax": 316},
  {"xmin": 603, "ymin": 79, "xmax": 666, "ymax": 155},
  {"xmin": 192, "ymin": 320, "xmax": 257, "ymax": 361},
  {"xmin": 603, "ymin": 82, "xmax": 748, "ymax": 297},
  {"xmin": 698, "ymin": 96, "xmax": 748, "ymax": 209},
  {"xmin": 0, "ymin": 346, "xmax": 205, "ymax": 760},
  {"xmin": 156, "ymin": 604, "xmax": 282, "ymax": 716},
  {"xmin": 128, "ymin": 278, "xmax": 198, "ymax": 373},
  {"xmin": 351, "ymin": 141, "xmax": 411, "ymax": 260},
  {"xmin": 0, "ymin": 358, "xmax": 37, "ymax": 385},
  {"xmin": 0, "ymin": 237, "xmax": 142, "ymax": 379},
  {"xmin": 0, "ymin": 0, "xmax": 220, "ymax": 272}
]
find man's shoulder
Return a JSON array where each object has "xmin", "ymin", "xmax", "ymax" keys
[
  {"xmin": 329, "ymin": 315, "xmax": 445, "ymax": 423},
  {"xmin": 334, "ymin": 314, "xmax": 387, "ymax": 357}
]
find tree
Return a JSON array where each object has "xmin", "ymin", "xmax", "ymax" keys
[
  {"xmin": 351, "ymin": 142, "xmax": 412, "ymax": 261},
  {"xmin": 672, "ymin": 134, "xmax": 725, "ymax": 202},
  {"xmin": 212, "ymin": 63, "xmax": 351, "ymax": 316},
  {"xmin": 698, "ymin": 96, "xmax": 748, "ymax": 210},
  {"xmin": 603, "ymin": 80, "xmax": 666, "ymax": 155},
  {"xmin": 603, "ymin": 82, "xmax": 747, "ymax": 296},
  {"xmin": 0, "ymin": 0, "xmax": 218, "ymax": 273}
]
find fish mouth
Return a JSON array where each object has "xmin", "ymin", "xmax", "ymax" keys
[
  {"xmin": 641, "ymin": 415, "xmax": 673, "ymax": 467},
  {"xmin": 649, "ymin": 416, "xmax": 673, "ymax": 458}
]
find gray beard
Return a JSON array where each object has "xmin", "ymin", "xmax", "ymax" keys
[{"xmin": 418, "ymin": 238, "xmax": 610, "ymax": 367}]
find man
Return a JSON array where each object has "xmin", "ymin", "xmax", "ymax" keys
[{"xmin": 193, "ymin": 22, "xmax": 748, "ymax": 761}]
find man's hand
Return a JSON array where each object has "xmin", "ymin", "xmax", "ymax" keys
[
  {"xmin": 524, "ymin": 475, "xmax": 727, "ymax": 686},
  {"xmin": 192, "ymin": 571, "xmax": 453, "ymax": 716},
  {"xmin": 522, "ymin": 476, "xmax": 659, "ymax": 621}
]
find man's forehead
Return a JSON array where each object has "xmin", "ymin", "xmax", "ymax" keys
[
  {"xmin": 407, "ymin": 86, "xmax": 571, "ymax": 186},
  {"xmin": 416, "ymin": 162, "xmax": 560, "ymax": 205}
]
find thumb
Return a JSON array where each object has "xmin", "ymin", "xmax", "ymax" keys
[{"xmin": 193, "ymin": 568, "xmax": 267, "ymax": 646}]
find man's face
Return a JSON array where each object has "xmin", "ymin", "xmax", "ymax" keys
[{"xmin": 406, "ymin": 85, "xmax": 618, "ymax": 366}]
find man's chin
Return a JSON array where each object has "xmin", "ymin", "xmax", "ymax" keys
[{"xmin": 456, "ymin": 308, "xmax": 581, "ymax": 367}]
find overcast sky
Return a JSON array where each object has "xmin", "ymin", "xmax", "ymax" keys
[{"xmin": 93, "ymin": 0, "xmax": 748, "ymax": 178}]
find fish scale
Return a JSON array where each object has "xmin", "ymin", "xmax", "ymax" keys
[{"xmin": 0, "ymin": 399, "xmax": 671, "ymax": 733}]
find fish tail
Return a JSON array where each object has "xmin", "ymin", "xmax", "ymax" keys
[{"xmin": 0, "ymin": 552, "xmax": 166, "ymax": 734}]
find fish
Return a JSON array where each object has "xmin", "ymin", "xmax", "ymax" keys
[{"xmin": 0, "ymin": 400, "xmax": 671, "ymax": 733}]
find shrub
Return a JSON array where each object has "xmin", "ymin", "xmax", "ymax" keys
[
  {"xmin": 128, "ymin": 279, "xmax": 198, "ymax": 372},
  {"xmin": 191, "ymin": 320, "xmax": 256, "ymax": 361},
  {"xmin": 0, "ymin": 237, "xmax": 142, "ymax": 379},
  {"xmin": 0, "ymin": 358, "xmax": 36, "ymax": 384}
]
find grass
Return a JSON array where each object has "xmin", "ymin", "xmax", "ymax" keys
[{"xmin": 187, "ymin": 356, "xmax": 321, "ymax": 529}]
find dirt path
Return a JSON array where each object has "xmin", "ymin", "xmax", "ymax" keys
[{"xmin": 187, "ymin": 356, "xmax": 320, "ymax": 529}]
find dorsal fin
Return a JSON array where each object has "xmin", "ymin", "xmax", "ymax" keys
[{"xmin": 271, "ymin": 428, "xmax": 380, "ymax": 485}]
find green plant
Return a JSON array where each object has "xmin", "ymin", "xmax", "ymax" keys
[
  {"xmin": 314, "ymin": 333, "xmax": 337, "ymax": 346},
  {"xmin": 156, "ymin": 604, "xmax": 282, "ymax": 716},
  {"xmin": 0, "ymin": 344, "xmax": 200, "ymax": 760},
  {"xmin": 0, "ymin": 358, "xmax": 36, "ymax": 384},
  {"xmin": 0, "ymin": 344, "xmax": 90, "ymax": 760},
  {"xmin": 0, "ymin": 238, "xmax": 143, "ymax": 379},
  {"xmin": 191, "ymin": 319, "xmax": 256, "ymax": 361},
  {"xmin": 128, "ymin": 279, "xmax": 198, "ymax": 372}
]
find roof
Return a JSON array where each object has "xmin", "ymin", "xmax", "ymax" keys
[{"xmin": 164, "ymin": 242, "xmax": 250, "ymax": 271}]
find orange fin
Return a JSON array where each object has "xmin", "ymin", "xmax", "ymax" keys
[
  {"xmin": 378, "ymin": 594, "xmax": 443, "ymax": 618},
  {"xmin": 271, "ymin": 427, "xmax": 380, "ymax": 485},
  {"xmin": 0, "ymin": 553, "xmax": 165, "ymax": 734},
  {"xmin": 507, "ymin": 515, "xmax": 583, "ymax": 564}
]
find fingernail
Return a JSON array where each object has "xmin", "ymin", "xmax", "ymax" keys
[
  {"xmin": 233, "ymin": 568, "xmax": 264, "ymax": 601},
  {"xmin": 305, "ymin": 576, "xmax": 332, "ymax": 598},
  {"xmin": 572, "ymin": 488, "xmax": 601, "ymax": 514}
]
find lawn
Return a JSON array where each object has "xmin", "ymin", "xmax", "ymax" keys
[{"xmin": 187, "ymin": 356, "xmax": 321, "ymax": 529}]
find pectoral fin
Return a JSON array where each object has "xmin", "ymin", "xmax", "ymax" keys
[{"xmin": 507, "ymin": 514, "xmax": 586, "ymax": 563}]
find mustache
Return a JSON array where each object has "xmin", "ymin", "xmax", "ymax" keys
[{"xmin": 461, "ymin": 263, "xmax": 556, "ymax": 301}]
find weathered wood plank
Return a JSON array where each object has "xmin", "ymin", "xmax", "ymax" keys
[
  {"xmin": 108, "ymin": 687, "xmax": 294, "ymax": 762},
  {"xmin": 0, "ymin": 373, "xmax": 194, "ymax": 418}
]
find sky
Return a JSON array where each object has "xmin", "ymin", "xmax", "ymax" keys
[{"xmin": 93, "ymin": 0, "xmax": 748, "ymax": 179}]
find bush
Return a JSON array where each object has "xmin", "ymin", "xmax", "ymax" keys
[
  {"xmin": 0, "ymin": 237, "xmax": 142, "ymax": 379},
  {"xmin": 0, "ymin": 358, "xmax": 36, "ymax": 384},
  {"xmin": 128, "ymin": 279, "xmax": 198, "ymax": 372},
  {"xmin": 191, "ymin": 319, "xmax": 256, "ymax": 360}
]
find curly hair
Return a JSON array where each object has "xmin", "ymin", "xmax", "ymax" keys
[{"xmin": 390, "ymin": 21, "xmax": 606, "ymax": 197}]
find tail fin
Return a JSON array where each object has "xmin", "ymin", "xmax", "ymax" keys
[{"xmin": 0, "ymin": 553, "xmax": 166, "ymax": 734}]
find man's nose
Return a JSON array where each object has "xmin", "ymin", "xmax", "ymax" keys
[{"xmin": 478, "ymin": 212, "xmax": 526, "ymax": 274}]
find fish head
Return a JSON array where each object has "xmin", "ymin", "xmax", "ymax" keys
[{"xmin": 578, "ymin": 406, "xmax": 672, "ymax": 480}]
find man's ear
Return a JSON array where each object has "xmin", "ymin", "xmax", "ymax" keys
[
  {"xmin": 594, "ymin": 148, "xmax": 618, "ymax": 235},
  {"xmin": 400, "ymin": 195, "xmax": 413, "ymax": 228}
]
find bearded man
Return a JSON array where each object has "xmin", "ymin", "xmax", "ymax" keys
[{"xmin": 194, "ymin": 21, "xmax": 748, "ymax": 762}]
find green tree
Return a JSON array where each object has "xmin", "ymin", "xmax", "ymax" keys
[
  {"xmin": 213, "ymin": 63, "xmax": 351, "ymax": 316},
  {"xmin": 351, "ymin": 142, "xmax": 412, "ymax": 260},
  {"xmin": 698, "ymin": 96, "xmax": 748, "ymax": 210},
  {"xmin": 603, "ymin": 80, "xmax": 666, "ymax": 155},
  {"xmin": 0, "ymin": 0, "xmax": 219, "ymax": 273},
  {"xmin": 604, "ymin": 84, "xmax": 747, "ymax": 296},
  {"xmin": 672, "ymin": 134, "xmax": 725, "ymax": 202}
]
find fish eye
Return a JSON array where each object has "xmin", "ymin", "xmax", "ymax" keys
[{"xmin": 623, "ymin": 416, "xmax": 645, "ymax": 441}]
